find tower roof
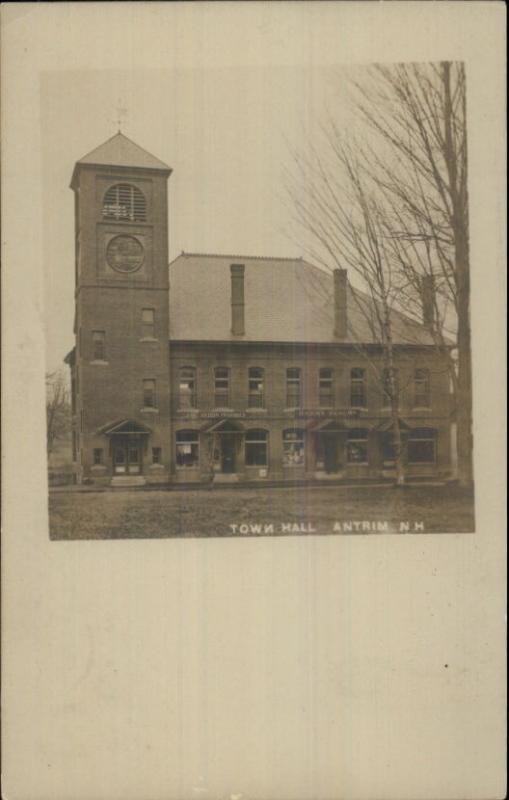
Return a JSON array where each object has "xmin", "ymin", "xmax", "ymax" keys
[{"xmin": 75, "ymin": 132, "xmax": 171, "ymax": 172}]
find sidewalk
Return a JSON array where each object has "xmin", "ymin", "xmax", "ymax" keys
[{"xmin": 49, "ymin": 476, "xmax": 451, "ymax": 494}]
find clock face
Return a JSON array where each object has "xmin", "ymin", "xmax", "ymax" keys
[{"xmin": 106, "ymin": 235, "xmax": 144, "ymax": 273}]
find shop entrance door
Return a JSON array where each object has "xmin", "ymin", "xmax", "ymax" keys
[
  {"xmin": 221, "ymin": 435, "xmax": 236, "ymax": 473},
  {"xmin": 113, "ymin": 438, "xmax": 142, "ymax": 475},
  {"xmin": 323, "ymin": 435, "xmax": 339, "ymax": 473}
]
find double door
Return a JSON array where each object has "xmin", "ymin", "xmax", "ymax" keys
[{"xmin": 113, "ymin": 438, "xmax": 142, "ymax": 475}]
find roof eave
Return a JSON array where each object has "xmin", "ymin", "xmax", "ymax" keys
[{"xmin": 70, "ymin": 161, "xmax": 172, "ymax": 190}]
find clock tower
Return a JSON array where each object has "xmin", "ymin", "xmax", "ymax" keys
[{"xmin": 68, "ymin": 133, "xmax": 172, "ymax": 485}]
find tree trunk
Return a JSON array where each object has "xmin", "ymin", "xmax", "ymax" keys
[
  {"xmin": 455, "ymin": 232, "xmax": 474, "ymax": 486},
  {"xmin": 385, "ymin": 330, "xmax": 405, "ymax": 486},
  {"xmin": 443, "ymin": 62, "xmax": 473, "ymax": 487}
]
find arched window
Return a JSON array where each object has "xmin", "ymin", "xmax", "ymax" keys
[
  {"xmin": 408, "ymin": 428, "xmax": 436, "ymax": 464},
  {"xmin": 179, "ymin": 366, "xmax": 197, "ymax": 408},
  {"xmin": 176, "ymin": 430, "xmax": 199, "ymax": 468},
  {"xmin": 245, "ymin": 429, "xmax": 268, "ymax": 466},
  {"xmin": 347, "ymin": 428, "xmax": 369, "ymax": 464},
  {"xmin": 102, "ymin": 183, "xmax": 147, "ymax": 222},
  {"xmin": 282, "ymin": 428, "xmax": 305, "ymax": 467}
]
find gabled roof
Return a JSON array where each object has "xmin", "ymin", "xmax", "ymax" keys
[
  {"xmin": 100, "ymin": 419, "xmax": 152, "ymax": 436},
  {"xmin": 168, "ymin": 253, "xmax": 435, "ymax": 346},
  {"xmin": 75, "ymin": 132, "xmax": 171, "ymax": 172}
]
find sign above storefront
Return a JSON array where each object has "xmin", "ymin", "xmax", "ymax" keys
[{"xmin": 177, "ymin": 408, "xmax": 365, "ymax": 420}]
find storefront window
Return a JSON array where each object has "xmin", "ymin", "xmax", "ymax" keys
[
  {"xmin": 347, "ymin": 428, "xmax": 369, "ymax": 464},
  {"xmin": 245, "ymin": 429, "xmax": 268, "ymax": 466},
  {"xmin": 176, "ymin": 430, "xmax": 199, "ymax": 468},
  {"xmin": 283, "ymin": 428, "xmax": 305, "ymax": 467},
  {"xmin": 408, "ymin": 428, "xmax": 436, "ymax": 464}
]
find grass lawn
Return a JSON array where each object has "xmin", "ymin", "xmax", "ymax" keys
[{"xmin": 49, "ymin": 484, "xmax": 475, "ymax": 539}]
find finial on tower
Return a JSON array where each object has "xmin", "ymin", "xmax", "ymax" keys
[{"xmin": 114, "ymin": 101, "xmax": 128, "ymax": 133}]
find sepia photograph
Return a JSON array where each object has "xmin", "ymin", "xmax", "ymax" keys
[
  {"xmin": 2, "ymin": 4, "xmax": 505, "ymax": 800},
  {"xmin": 45, "ymin": 61, "xmax": 475, "ymax": 539}
]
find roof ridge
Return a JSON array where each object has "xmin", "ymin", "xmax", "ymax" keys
[{"xmin": 171, "ymin": 251, "xmax": 303, "ymax": 264}]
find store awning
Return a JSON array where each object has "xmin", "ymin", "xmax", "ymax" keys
[
  {"xmin": 100, "ymin": 419, "xmax": 152, "ymax": 436},
  {"xmin": 200, "ymin": 418, "xmax": 245, "ymax": 434},
  {"xmin": 307, "ymin": 418, "xmax": 348, "ymax": 433}
]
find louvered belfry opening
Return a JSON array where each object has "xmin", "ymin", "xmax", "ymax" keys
[{"xmin": 102, "ymin": 183, "xmax": 147, "ymax": 222}]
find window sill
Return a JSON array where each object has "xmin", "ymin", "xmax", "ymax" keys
[
  {"xmin": 139, "ymin": 337, "xmax": 159, "ymax": 343},
  {"xmin": 412, "ymin": 407, "xmax": 432, "ymax": 412},
  {"xmin": 140, "ymin": 407, "xmax": 159, "ymax": 414},
  {"xmin": 246, "ymin": 407, "xmax": 267, "ymax": 413},
  {"xmin": 90, "ymin": 360, "xmax": 109, "ymax": 366}
]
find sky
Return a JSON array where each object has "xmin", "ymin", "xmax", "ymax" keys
[
  {"xmin": 42, "ymin": 63, "xmax": 355, "ymax": 373},
  {"xmin": 24, "ymin": 1, "xmax": 492, "ymax": 376}
]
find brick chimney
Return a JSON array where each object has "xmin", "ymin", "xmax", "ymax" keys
[
  {"xmin": 333, "ymin": 268, "xmax": 348, "ymax": 338},
  {"xmin": 230, "ymin": 264, "xmax": 245, "ymax": 336},
  {"xmin": 421, "ymin": 274, "xmax": 435, "ymax": 327}
]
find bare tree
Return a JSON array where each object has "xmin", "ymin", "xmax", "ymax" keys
[
  {"xmin": 286, "ymin": 137, "xmax": 417, "ymax": 485},
  {"xmin": 351, "ymin": 61, "xmax": 472, "ymax": 486},
  {"xmin": 46, "ymin": 370, "xmax": 71, "ymax": 457}
]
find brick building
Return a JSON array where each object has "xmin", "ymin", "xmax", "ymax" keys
[{"xmin": 66, "ymin": 133, "xmax": 453, "ymax": 486}]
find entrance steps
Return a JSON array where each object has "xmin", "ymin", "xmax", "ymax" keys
[
  {"xmin": 111, "ymin": 476, "xmax": 146, "ymax": 488},
  {"xmin": 213, "ymin": 473, "xmax": 240, "ymax": 484}
]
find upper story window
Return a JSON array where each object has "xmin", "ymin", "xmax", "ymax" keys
[
  {"xmin": 248, "ymin": 367, "xmax": 264, "ymax": 408},
  {"xmin": 143, "ymin": 379, "xmax": 156, "ymax": 408},
  {"xmin": 92, "ymin": 330, "xmax": 106, "ymax": 361},
  {"xmin": 179, "ymin": 367, "xmax": 197, "ymax": 408},
  {"xmin": 382, "ymin": 368, "xmax": 399, "ymax": 407},
  {"xmin": 141, "ymin": 308, "xmax": 155, "ymax": 339},
  {"xmin": 414, "ymin": 368, "xmax": 431, "ymax": 408},
  {"xmin": 102, "ymin": 183, "xmax": 146, "ymax": 222},
  {"xmin": 350, "ymin": 368, "xmax": 367, "ymax": 408},
  {"xmin": 214, "ymin": 367, "xmax": 230, "ymax": 407},
  {"xmin": 286, "ymin": 367, "xmax": 301, "ymax": 408},
  {"xmin": 319, "ymin": 368, "xmax": 334, "ymax": 407}
]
